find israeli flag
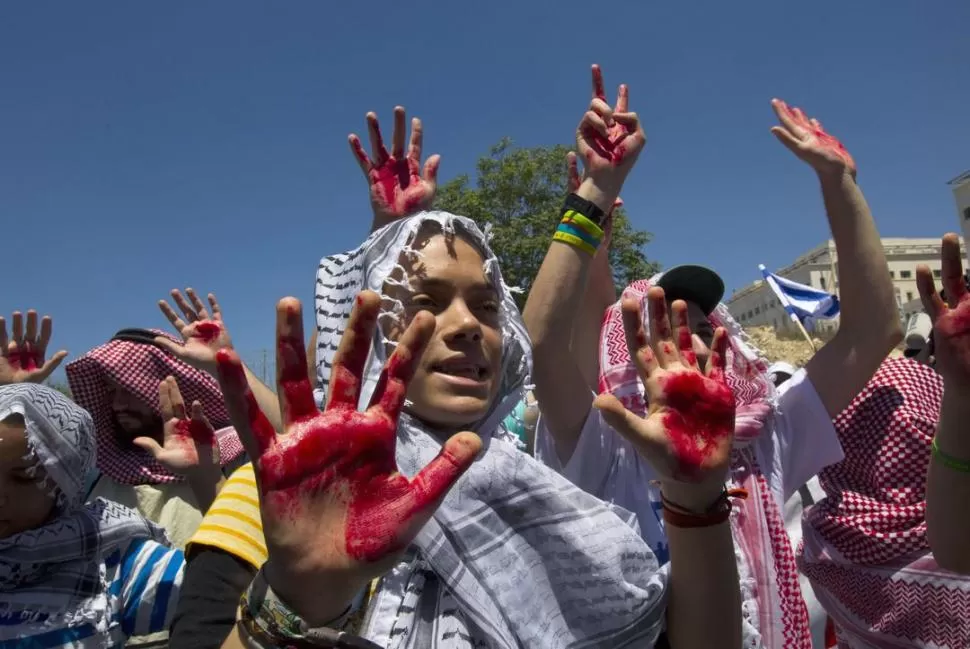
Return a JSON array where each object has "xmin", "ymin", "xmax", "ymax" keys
[{"xmin": 759, "ymin": 264, "xmax": 840, "ymax": 331}]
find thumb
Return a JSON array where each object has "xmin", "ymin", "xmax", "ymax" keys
[
  {"xmin": 423, "ymin": 154, "xmax": 441, "ymax": 184},
  {"xmin": 35, "ymin": 350, "xmax": 68, "ymax": 381},
  {"xmin": 408, "ymin": 432, "xmax": 481, "ymax": 515},
  {"xmin": 132, "ymin": 437, "xmax": 164, "ymax": 458},
  {"xmin": 594, "ymin": 393, "xmax": 664, "ymax": 458}
]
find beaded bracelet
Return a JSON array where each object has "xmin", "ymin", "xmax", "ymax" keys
[{"xmin": 931, "ymin": 437, "xmax": 970, "ymax": 473}]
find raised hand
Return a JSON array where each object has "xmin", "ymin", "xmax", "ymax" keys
[
  {"xmin": 157, "ymin": 288, "xmax": 233, "ymax": 373},
  {"xmin": 594, "ymin": 287, "xmax": 735, "ymax": 484},
  {"xmin": 0, "ymin": 311, "xmax": 68, "ymax": 385},
  {"xmin": 917, "ymin": 233, "xmax": 970, "ymax": 387},
  {"xmin": 575, "ymin": 64, "xmax": 646, "ymax": 199},
  {"xmin": 771, "ymin": 99, "xmax": 856, "ymax": 178},
  {"xmin": 214, "ymin": 293, "xmax": 481, "ymax": 624},
  {"xmin": 349, "ymin": 106, "xmax": 441, "ymax": 227},
  {"xmin": 133, "ymin": 376, "xmax": 220, "ymax": 475}
]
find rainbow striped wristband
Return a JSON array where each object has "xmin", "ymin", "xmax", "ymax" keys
[{"xmin": 554, "ymin": 209, "xmax": 604, "ymax": 256}]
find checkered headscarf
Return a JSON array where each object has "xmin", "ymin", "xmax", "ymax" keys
[
  {"xmin": 66, "ymin": 330, "xmax": 245, "ymax": 485},
  {"xmin": 801, "ymin": 357, "xmax": 970, "ymax": 647},
  {"xmin": 599, "ymin": 276, "xmax": 812, "ymax": 648}
]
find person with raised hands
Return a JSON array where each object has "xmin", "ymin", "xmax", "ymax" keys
[
  {"xmin": 0, "ymin": 310, "xmax": 68, "ymax": 385},
  {"xmin": 525, "ymin": 65, "xmax": 902, "ymax": 648},
  {"xmin": 526, "ymin": 64, "xmax": 746, "ymax": 649},
  {"xmin": 796, "ymin": 234, "xmax": 970, "ymax": 649},
  {"xmin": 65, "ymin": 306, "xmax": 245, "ymax": 550}
]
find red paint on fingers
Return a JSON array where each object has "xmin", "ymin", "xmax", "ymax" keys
[
  {"xmin": 659, "ymin": 372, "xmax": 734, "ymax": 481},
  {"xmin": 937, "ymin": 300, "xmax": 970, "ymax": 369}
]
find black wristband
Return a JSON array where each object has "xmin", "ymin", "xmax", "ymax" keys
[{"xmin": 562, "ymin": 192, "xmax": 607, "ymax": 226}]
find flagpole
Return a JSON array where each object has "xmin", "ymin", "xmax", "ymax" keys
[
  {"xmin": 759, "ymin": 264, "xmax": 817, "ymax": 353},
  {"xmin": 791, "ymin": 315, "xmax": 817, "ymax": 352}
]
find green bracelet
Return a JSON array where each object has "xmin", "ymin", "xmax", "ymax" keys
[{"xmin": 931, "ymin": 437, "xmax": 970, "ymax": 473}]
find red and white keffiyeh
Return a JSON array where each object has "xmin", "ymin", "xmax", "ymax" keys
[
  {"xmin": 66, "ymin": 330, "xmax": 245, "ymax": 485},
  {"xmin": 599, "ymin": 276, "xmax": 812, "ymax": 649},
  {"xmin": 801, "ymin": 356, "xmax": 970, "ymax": 648}
]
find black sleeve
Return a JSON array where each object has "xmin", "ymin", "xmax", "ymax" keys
[{"xmin": 169, "ymin": 547, "xmax": 256, "ymax": 649}]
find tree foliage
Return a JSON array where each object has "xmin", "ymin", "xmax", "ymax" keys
[{"xmin": 434, "ymin": 139, "xmax": 659, "ymax": 307}]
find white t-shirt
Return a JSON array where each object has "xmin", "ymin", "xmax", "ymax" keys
[
  {"xmin": 784, "ymin": 477, "xmax": 829, "ymax": 649},
  {"xmin": 536, "ymin": 368, "xmax": 842, "ymax": 645}
]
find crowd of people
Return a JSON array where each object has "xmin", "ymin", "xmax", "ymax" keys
[{"xmin": 1, "ymin": 64, "xmax": 969, "ymax": 649}]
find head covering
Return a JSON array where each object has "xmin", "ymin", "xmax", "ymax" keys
[
  {"xmin": 0, "ymin": 384, "xmax": 166, "ymax": 633},
  {"xmin": 599, "ymin": 276, "xmax": 812, "ymax": 649},
  {"xmin": 767, "ymin": 362, "xmax": 798, "ymax": 386},
  {"xmin": 800, "ymin": 357, "xmax": 969, "ymax": 648},
  {"xmin": 314, "ymin": 212, "xmax": 667, "ymax": 649},
  {"xmin": 66, "ymin": 329, "xmax": 244, "ymax": 485},
  {"xmin": 655, "ymin": 264, "xmax": 726, "ymax": 315}
]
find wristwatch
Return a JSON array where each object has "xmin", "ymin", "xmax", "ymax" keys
[{"xmin": 562, "ymin": 192, "xmax": 607, "ymax": 226}]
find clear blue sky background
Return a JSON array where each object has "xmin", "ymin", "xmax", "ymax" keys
[{"xmin": 2, "ymin": 1, "xmax": 968, "ymax": 382}]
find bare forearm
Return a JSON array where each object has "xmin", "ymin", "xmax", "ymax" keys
[
  {"xmin": 243, "ymin": 365, "xmax": 283, "ymax": 432},
  {"xmin": 926, "ymin": 390, "xmax": 970, "ymax": 574},
  {"xmin": 820, "ymin": 172, "xmax": 898, "ymax": 339},
  {"xmin": 806, "ymin": 173, "xmax": 902, "ymax": 416},
  {"xmin": 570, "ymin": 251, "xmax": 615, "ymax": 392},
  {"xmin": 661, "ymin": 482, "xmax": 741, "ymax": 649},
  {"xmin": 523, "ymin": 182, "xmax": 615, "ymax": 459}
]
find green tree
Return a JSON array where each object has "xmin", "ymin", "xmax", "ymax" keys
[{"xmin": 434, "ymin": 139, "xmax": 659, "ymax": 307}]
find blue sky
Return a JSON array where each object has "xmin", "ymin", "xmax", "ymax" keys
[{"xmin": 2, "ymin": 1, "xmax": 968, "ymax": 381}]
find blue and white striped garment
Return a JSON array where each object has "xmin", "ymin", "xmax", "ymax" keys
[{"xmin": 0, "ymin": 538, "xmax": 184, "ymax": 648}]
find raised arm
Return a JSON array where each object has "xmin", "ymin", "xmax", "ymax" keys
[
  {"xmin": 770, "ymin": 100, "xmax": 902, "ymax": 418},
  {"xmin": 214, "ymin": 293, "xmax": 479, "ymax": 645},
  {"xmin": 595, "ymin": 289, "xmax": 741, "ymax": 649},
  {"xmin": 919, "ymin": 234, "xmax": 970, "ymax": 574},
  {"xmin": 564, "ymin": 151, "xmax": 620, "ymax": 392},
  {"xmin": 524, "ymin": 65, "xmax": 645, "ymax": 463}
]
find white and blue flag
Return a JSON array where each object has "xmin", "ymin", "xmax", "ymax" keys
[{"xmin": 759, "ymin": 264, "xmax": 840, "ymax": 331}]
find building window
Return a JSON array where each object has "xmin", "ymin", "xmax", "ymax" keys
[
  {"xmin": 889, "ymin": 270, "xmax": 895, "ymax": 279},
  {"xmin": 754, "ymin": 307, "xmax": 760, "ymax": 315},
  {"xmin": 933, "ymin": 269, "xmax": 942, "ymax": 278},
  {"xmin": 820, "ymin": 276, "xmax": 826, "ymax": 290},
  {"xmin": 900, "ymin": 270, "xmax": 912, "ymax": 279},
  {"xmin": 906, "ymin": 291, "xmax": 914, "ymax": 302},
  {"xmin": 964, "ymin": 206, "xmax": 970, "ymax": 221},
  {"xmin": 748, "ymin": 310, "xmax": 753, "ymax": 319}
]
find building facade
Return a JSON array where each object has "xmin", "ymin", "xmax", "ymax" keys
[{"xmin": 726, "ymin": 237, "xmax": 965, "ymax": 333}]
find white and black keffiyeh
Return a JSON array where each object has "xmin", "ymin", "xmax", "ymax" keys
[
  {"xmin": 0, "ymin": 384, "xmax": 167, "ymax": 634},
  {"xmin": 314, "ymin": 212, "xmax": 668, "ymax": 649}
]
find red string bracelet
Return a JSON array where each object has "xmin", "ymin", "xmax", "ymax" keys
[{"xmin": 661, "ymin": 488, "xmax": 748, "ymax": 529}]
